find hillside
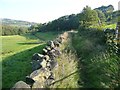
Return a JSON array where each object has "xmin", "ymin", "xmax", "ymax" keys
[
  {"xmin": 95, "ymin": 5, "xmax": 114, "ymax": 13},
  {"xmin": 2, "ymin": 18, "xmax": 37, "ymax": 27},
  {"xmin": 1, "ymin": 4, "xmax": 120, "ymax": 89}
]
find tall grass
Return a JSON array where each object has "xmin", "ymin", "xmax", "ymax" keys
[
  {"xmin": 49, "ymin": 35, "xmax": 80, "ymax": 88},
  {"xmin": 72, "ymin": 28, "xmax": 119, "ymax": 88}
]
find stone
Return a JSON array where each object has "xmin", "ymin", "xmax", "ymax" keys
[
  {"xmin": 12, "ymin": 81, "xmax": 30, "ymax": 89},
  {"xmin": 32, "ymin": 53, "xmax": 44, "ymax": 61},
  {"xmin": 30, "ymin": 68, "xmax": 51, "ymax": 81},
  {"xmin": 32, "ymin": 81, "xmax": 44, "ymax": 88},
  {"xmin": 46, "ymin": 60, "xmax": 58, "ymax": 70},
  {"xmin": 53, "ymin": 40, "xmax": 60, "ymax": 47},
  {"xmin": 47, "ymin": 51, "xmax": 56, "ymax": 60},
  {"xmin": 26, "ymin": 76, "xmax": 35, "ymax": 86},
  {"xmin": 44, "ymin": 72, "xmax": 55, "ymax": 86},
  {"xmin": 32, "ymin": 60, "xmax": 42, "ymax": 71},
  {"xmin": 43, "ymin": 48, "xmax": 48, "ymax": 55},
  {"xmin": 43, "ymin": 55, "xmax": 50, "ymax": 61},
  {"xmin": 51, "ymin": 41, "xmax": 55, "ymax": 48},
  {"xmin": 48, "ymin": 72, "xmax": 55, "ymax": 80},
  {"xmin": 54, "ymin": 48, "xmax": 61, "ymax": 56},
  {"xmin": 56, "ymin": 38, "xmax": 62, "ymax": 44},
  {"xmin": 49, "ymin": 60, "xmax": 58, "ymax": 70},
  {"xmin": 45, "ymin": 46, "xmax": 51, "ymax": 51},
  {"xmin": 40, "ymin": 59, "xmax": 47, "ymax": 68},
  {"xmin": 46, "ymin": 62, "xmax": 51, "ymax": 68},
  {"xmin": 47, "ymin": 41, "xmax": 55, "ymax": 48}
]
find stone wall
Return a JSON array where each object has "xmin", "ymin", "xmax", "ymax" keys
[{"xmin": 11, "ymin": 32, "xmax": 68, "ymax": 89}]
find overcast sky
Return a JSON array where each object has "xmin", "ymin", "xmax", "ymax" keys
[{"xmin": 0, "ymin": 0, "xmax": 120, "ymax": 23}]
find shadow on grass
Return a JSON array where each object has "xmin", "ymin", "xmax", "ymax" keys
[
  {"xmin": 2, "ymin": 44, "xmax": 46, "ymax": 88},
  {"xmin": 20, "ymin": 33, "xmax": 38, "ymax": 40},
  {"xmin": 17, "ymin": 42, "xmax": 44, "ymax": 45}
]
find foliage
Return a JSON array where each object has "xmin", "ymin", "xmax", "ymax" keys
[
  {"xmin": 2, "ymin": 25, "xmax": 29, "ymax": 35},
  {"xmin": 104, "ymin": 29, "xmax": 119, "ymax": 54},
  {"xmin": 38, "ymin": 14, "xmax": 79, "ymax": 32},
  {"xmin": 72, "ymin": 27, "xmax": 119, "ymax": 88},
  {"xmin": 95, "ymin": 5, "xmax": 114, "ymax": 13},
  {"xmin": 28, "ymin": 24, "xmax": 42, "ymax": 32},
  {"xmin": 95, "ymin": 9, "xmax": 106, "ymax": 23},
  {"xmin": 80, "ymin": 6, "xmax": 99, "ymax": 27}
]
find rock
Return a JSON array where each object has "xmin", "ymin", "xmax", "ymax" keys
[
  {"xmin": 47, "ymin": 41, "xmax": 55, "ymax": 48},
  {"xmin": 30, "ymin": 68, "xmax": 51, "ymax": 81},
  {"xmin": 48, "ymin": 72, "xmax": 55, "ymax": 80},
  {"xmin": 46, "ymin": 60, "xmax": 58, "ymax": 70},
  {"xmin": 49, "ymin": 60, "xmax": 58, "ymax": 70},
  {"xmin": 60, "ymin": 35, "xmax": 65, "ymax": 40},
  {"xmin": 43, "ymin": 55, "xmax": 50, "ymax": 61},
  {"xmin": 56, "ymin": 38, "xmax": 62, "ymax": 44},
  {"xmin": 26, "ymin": 76, "xmax": 35, "ymax": 86},
  {"xmin": 54, "ymin": 48, "xmax": 61, "ymax": 56},
  {"xmin": 40, "ymin": 59, "xmax": 47, "ymax": 68},
  {"xmin": 32, "ymin": 53, "xmax": 44, "ymax": 61},
  {"xmin": 53, "ymin": 40, "xmax": 60, "ymax": 47},
  {"xmin": 43, "ymin": 48, "xmax": 48, "ymax": 55},
  {"xmin": 32, "ymin": 60, "xmax": 42, "ymax": 71},
  {"xmin": 32, "ymin": 81, "xmax": 44, "ymax": 88},
  {"xmin": 47, "ymin": 51, "xmax": 56, "ymax": 60},
  {"xmin": 51, "ymin": 41, "xmax": 55, "ymax": 48},
  {"xmin": 45, "ymin": 46, "xmax": 51, "ymax": 51},
  {"xmin": 12, "ymin": 81, "xmax": 30, "ymax": 89},
  {"xmin": 45, "ymin": 72, "xmax": 55, "ymax": 86},
  {"xmin": 46, "ymin": 62, "xmax": 51, "ymax": 69}
]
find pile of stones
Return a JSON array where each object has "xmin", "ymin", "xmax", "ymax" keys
[{"xmin": 12, "ymin": 32, "xmax": 68, "ymax": 89}]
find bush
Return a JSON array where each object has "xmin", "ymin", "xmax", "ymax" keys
[{"xmin": 72, "ymin": 27, "xmax": 119, "ymax": 88}]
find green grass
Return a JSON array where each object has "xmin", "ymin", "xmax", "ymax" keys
[
  {"xmin": 34, "ymin": 31, "xmax": 62, "ymax": 41},
  {"xmin": 72, "ymin": 28, "xmax": 119, "ymax": 88},
  {"xmin": 1, "ymin": 33, "xmax": 41, "ymax": 57},
  {"xmin": 49, "ymin": 35, "xmax": 80, "ymax": 88},
  {"xmin": 1, "ymin": 32, "xmax": 58, "ymax": 88},
  {"xmin": 103, "ymin": 24, "xmax": 116, "ymax": 29},
  {"xmin": 90, "ymin": 24, "xmax": 116, "ymax": 30},
  {"xmin": 2, "ymin": 44, "xmax": 46, "ymax": 88}
]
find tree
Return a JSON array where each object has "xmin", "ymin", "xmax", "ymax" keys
[
  {"xmin": 80, "ymin": 6, "xmax": 99, "ymax": 27},
  {"xmin": 95, "ymin": 9, "xmax": 106, "ymax": 23}
]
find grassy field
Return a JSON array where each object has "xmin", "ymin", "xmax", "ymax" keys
[
  {"xmin": 34, "ymin": 31, "xmax": 62, "ymax": 41},
  {"xmin": 1, "ymin": 34, "xmax": 40, "ymax": 57},
  {"xmin": 1, "ymin": 32, "xmax": 58, "ymax": 88}
]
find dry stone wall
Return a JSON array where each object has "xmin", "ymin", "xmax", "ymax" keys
[{"xmin": 11, "ymin": 32, "xmax": 68, "ymax": 89}]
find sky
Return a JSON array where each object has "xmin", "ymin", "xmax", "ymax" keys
[{"xmin": 0, "ymin": 0, "xmax": 120, "ymax": 23}]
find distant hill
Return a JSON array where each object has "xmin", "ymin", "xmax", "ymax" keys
[
  {"xmin": 2, "ymin": 18, "xmax": 38, "ymax": 27},
  {"xmin": 95, "ymin": 5, "xmax": 120, "ymax": 23},
  {"xmin": 95, "ymin": 5, "xmax": 114, "ymax": 13}
]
